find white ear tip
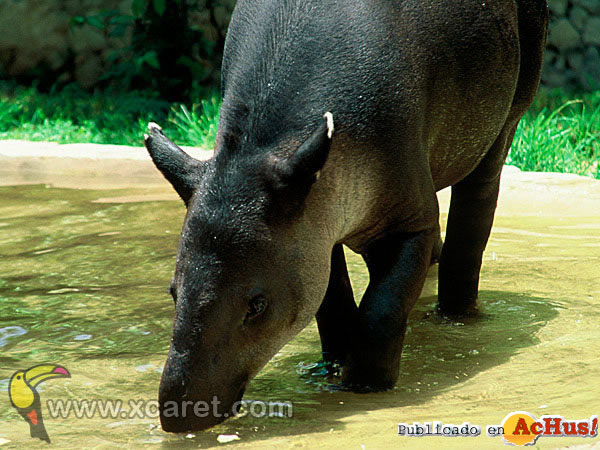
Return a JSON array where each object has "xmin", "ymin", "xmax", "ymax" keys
[
  {"xmin": 148, "ymin": 122, "xmax": 162, "ymax": 132},
  {"xmin": 323, "ymin": 112, "xmax": 334, "ymax": 139}
]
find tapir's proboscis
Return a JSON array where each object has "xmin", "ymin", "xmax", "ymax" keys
[{"xmin": 143, "ymin": 0, "xmax": 548, "ymax": 432}]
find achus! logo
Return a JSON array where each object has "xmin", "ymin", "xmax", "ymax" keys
[
  {"xmin": 501, "ymin": 411, "xmax": 598, "ymax": 446},
  {"xmin": 8, "ymin": 364, "xmax": 70, "ymax": 443}
]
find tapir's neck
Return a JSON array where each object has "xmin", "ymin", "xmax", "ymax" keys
[{"xmin": 300, "ymin": 134, "xmax": 383, "ymax": 253}]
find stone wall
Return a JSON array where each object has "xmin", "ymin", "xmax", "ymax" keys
[
  {"xmin": 0, "ymin": 1, "xmax": 599, "ymax": 91},
  {"xmin": 545, "ymin": 0, "xmax": 600, "ymax": 89},
  {"xmin": 0, "ymin": 0, "xmax": 234, "ymax": 89},
  {"xmin": 0, "ymin": 0, "xmax": 132, "ymax": 88}
]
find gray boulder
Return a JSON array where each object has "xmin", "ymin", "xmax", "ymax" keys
[
  {"xmin": 582, "ymin": 17, "xmax": 600, "ymax": 45},
  {"xmin": 548, "ymin": 0, "xmax": 569, "ymax": 15},
  {"xmin": 573, "ymin": 0, "xmax": 600, "ymax": 14},
  {"xmin": 567, "ymin": 50, "xmax": 585, "ymax": 71},
  {"xmin": 570, "ymin": 6, "xmax": 589, "ymax": 30},
  {"xmin": 548, "ymin": 18, "xmax": 582, "ymax": 50}
]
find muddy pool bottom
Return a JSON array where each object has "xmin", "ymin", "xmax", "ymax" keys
[{"xmin": 0, "ymin": 146, "xmax": 599, "ymax": 449}]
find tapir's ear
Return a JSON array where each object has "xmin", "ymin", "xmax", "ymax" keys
[
  {"xmin": 144, "ymin": 123, "xmax": 207, "ymax": 206},
  {"xmin": 276, "ymin": 112, "xmax": 334, "ymax": 185}
]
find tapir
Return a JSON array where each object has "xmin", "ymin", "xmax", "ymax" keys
[{"xmin": 144, "ymin": 0, "xmax": 548, "ymax": 432}]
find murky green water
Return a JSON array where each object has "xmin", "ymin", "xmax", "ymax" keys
[{"xmin": 1, "ymin": 175, "xmax": 599, "ymax": 449}]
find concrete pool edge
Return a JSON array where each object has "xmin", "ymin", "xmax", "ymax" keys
[
  {"xmin": 0, "ymin": 139, "xmax": 212, "ymax": 161},
  {"xmin": 0, "ymin": 139, "xmax": 210, "ymax": 190},
  {"xmin": 0, "ymin": 139, "xmax": 599, "ymax": 218}
]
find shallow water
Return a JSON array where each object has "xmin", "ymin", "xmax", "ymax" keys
[{"xmin": 0, "ymin": 167, "xmax": 599, "ymax": 449}]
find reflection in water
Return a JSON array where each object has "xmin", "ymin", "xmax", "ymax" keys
[
  {"xmin": 0, "ymin": 326, "xmax": 27, "ymax": 347},
  {"xmin": 0, "ymin": 183, "xmax": 598, "ymax": 449}
]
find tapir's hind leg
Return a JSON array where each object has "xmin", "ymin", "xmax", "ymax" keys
[
  {"xmin": 437, "ymin": 0, "xmax": 547, "ymax": 316},
  {"xmin": 316, "ymin": 244, "xmax": 358, "ymax": 365},
  {"xmin": 437, "ymin": 125, "xmax": 516, "ymax": 316}
]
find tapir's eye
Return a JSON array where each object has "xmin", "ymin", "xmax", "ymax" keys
[{"xmin": 245, "ymin": 295, "xmax": 267, "ymax": 322}]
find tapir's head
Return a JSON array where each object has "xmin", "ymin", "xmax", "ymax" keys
[{"xmin": 145, "ymin": 113, "xmax": 335, "ymax": 432}]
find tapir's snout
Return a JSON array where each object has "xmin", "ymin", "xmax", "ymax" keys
[
  {"xmin": 158, "ymin": 391, "xmax": 245, "ymax": 433},
  {"xmin": 158, "ymin": 350, "xmax": 249, "ymax": 432}
]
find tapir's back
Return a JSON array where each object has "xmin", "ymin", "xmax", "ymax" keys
[{"xmin": 221, "ymin": 0, "xmax": 544, "ymax": 189}]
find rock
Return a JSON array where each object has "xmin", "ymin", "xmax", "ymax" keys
[
  {"xmin": 573, "ymin": 0, "xmax": 600, "ymax": 14},
  {"xmin": 47, "ymin": 49, "xmax": 68, "ymax": 71},
  {"xmin": 217, "ymin": 435, "xmax": 240, "ymax": 444},
  {"xmin": 564, "ymin": 69, "xmax": 578, "ymax": 84},
  {"xmin": 570, "ymin": 7, "xmax": 589, "ymax": 30},
  {"xmin": 567, "ymin": 50, "xmax": 585, "ymax": 71},
  {"xmin": 0, "ymin": 2, "xmax": 69, "ymax": 74},
  {"xmin": 542, "ymin": 67, "xmax": 569, "ymax": 87},
  {"xmin": 542, "ymin": 48, "xmax": 558, "ymax": 73},
  {"xmin": 578, "ymin": 69, "xmax": 600, "ymax": 90},
  {"xmin": 548, "ymin": 18, "xmax": 581, "ymax": 50},
  {"xmin": 582, "ymin": 17, "xmax": 600, "ymax": 45},
  {"xmin": 69, "ymin": 26, "xmax": 106, "ymax": 53},
  {"xmin": 214, "ymin": 5, "xmax": 232, "ymax": 26},
  {"xmin": 584, "ymin": 46, "xmax": 600, "ymax": 62},
  {"xmin": 584, "ymin": 46, "xmax": 600, "ymax": 68},
  {"xmin": 0, "ymin": 0, "xmax": 131, "ymax": 88},
  {"xmin": 74, "ymin": 53, "xmax": 104, "ymax": 89},
  {"xmin": 548, "ymin": 0, "xmax": 569, "ymax": 15},
  {"xmin": 580, "ymin": 46, "xmax": 600, "ymax": 89},
  {"xmin": 0, "ymin": 0, "xmax": 595, "ymax": 91}
]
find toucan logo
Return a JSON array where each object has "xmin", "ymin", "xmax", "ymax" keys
[{"xmin": 8, "ymin": 364, "xmax": 70, "ymax": 443}]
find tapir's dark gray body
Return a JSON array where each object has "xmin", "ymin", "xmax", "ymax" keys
[{"xmin": 144, "ymin": 0, "xmax": 548, "ymax": 432}]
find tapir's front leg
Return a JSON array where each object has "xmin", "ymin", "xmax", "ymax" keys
[
  {"xmin": 316, "ymin": 244, "xmax": 358, "ymax": 365},
  {"xmin": 342, "ymin": 229, "xmax": 435, "ymax": 390}
]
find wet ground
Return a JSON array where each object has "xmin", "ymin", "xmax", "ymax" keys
[{"xmin": 0, "ymin": 141, "xmax": 599, "ymax": 449}]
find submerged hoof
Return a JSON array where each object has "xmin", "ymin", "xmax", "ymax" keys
[
  {"xmin": 436, "ymin": 302, "xmax": 480, "ymax": 319},
  {"xmin": 340, "ymin": 378, "xmax": 396, "ymax": 394},
  {"xmin": 297, "ymin": 360, "xmax": 341, "ymax": 378}
]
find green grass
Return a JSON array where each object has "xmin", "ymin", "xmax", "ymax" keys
[
  {"xmin": 0, "ymin": 82, "xmax": 220, "ymax": 148},
  {"xmin": 508, "ymin": 88, "xmax": 600, "ymax": 179},
  {"xmin": 169, "ymin": 98, "xmax": 220, "ymax": 149},
  {"xmin": 0, "ymin": 82, "xmax": 598, "ymax": 179}
]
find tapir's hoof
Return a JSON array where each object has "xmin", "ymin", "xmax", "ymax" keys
[
  {"xmin": 341, "ymin": 380, "xmax": 395, "ymax": 393},
  {"xmin": 436, "ymin": 302, "xmax": 480, "ymax": 319},
  {"xmin": 341, "ymin": 365, "xmax": 397, "ymax": 393}
]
